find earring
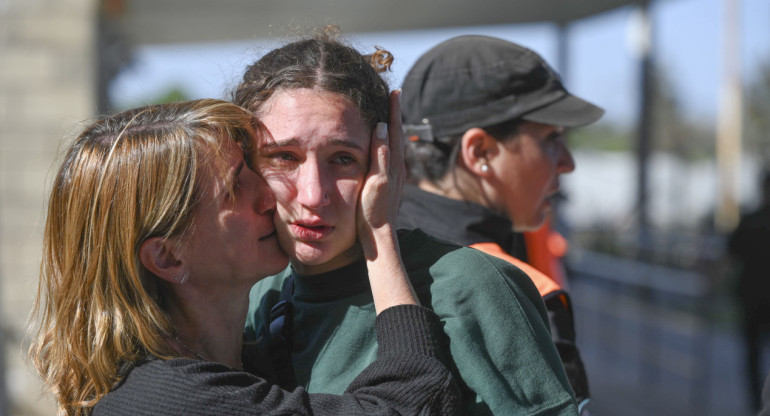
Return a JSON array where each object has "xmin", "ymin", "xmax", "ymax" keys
[
  {"xmin": 173, "ymin": 275, "xmax": 179, "ymax": 281},
  {"xmin": 480, "ymin": 164, "xmax": 489, "ymax": 172},
  {"xmin": 179, "ymin": 272, "xmax": 190, "ymax": 285}
]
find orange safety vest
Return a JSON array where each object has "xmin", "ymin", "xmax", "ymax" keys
[
  {"xmin": 470, "ymin": 225, "xmax": 588, "ymax": 407},
  {"xmin": 469, "ymin": 240, "xmax": 588, "ymax": 406},
  {"xmin": 523, "ymin": 217, "xmax": 569, "ymax": 288},
  {"xmin": 469, "ymin": 241, "xmax": 570, "ymax": 311}
]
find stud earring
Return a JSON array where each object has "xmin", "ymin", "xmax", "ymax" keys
[
  {"xmin": 480, "ymin": 164, "xmax": 489, "ymax": 172},
  {"xmin": 173, "ymin": 275, "xmax": 179, "ymax": 281}
]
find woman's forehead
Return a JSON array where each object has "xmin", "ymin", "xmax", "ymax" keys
[{"xmin": 260, "ymin": 89, "xmax": 370, "ymax": 148}]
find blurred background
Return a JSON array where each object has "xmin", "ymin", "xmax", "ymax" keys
[{"xmin": 1, "ymin": 0, "xmax": 769, "ymax": 414}]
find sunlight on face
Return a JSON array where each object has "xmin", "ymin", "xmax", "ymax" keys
[
  {"xmin": 256, "ymin": 89, "xmax": 371, "ymax": 275},
  {"xmin": 490, "ymin": 122, "xmax": 574, "ymax": 231},
  {"xmin": 182, "ymin": 140, "xmax": 288, "ymax": 285}
]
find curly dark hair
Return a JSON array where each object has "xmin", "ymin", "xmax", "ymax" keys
[{"xmin": 232, "ymin": 26, "xmax": 393, "ymax": 129}]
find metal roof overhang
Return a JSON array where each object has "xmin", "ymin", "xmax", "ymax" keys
[{"xmin": 114, "ymin": 0, "xmax": 645, "ymax": 46}]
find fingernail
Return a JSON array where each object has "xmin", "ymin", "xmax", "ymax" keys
[{"xmin": 376, "ymin": 122, "xmax": 388, "ymax": 139}]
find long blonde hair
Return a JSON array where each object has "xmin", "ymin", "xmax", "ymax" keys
[{"xmin": 28, "ymin": 99, "xmax": 256, "ymax": 415}]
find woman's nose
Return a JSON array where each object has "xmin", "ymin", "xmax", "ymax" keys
[
  {"xmin": 557, "ymin": 143, "xmax": 576, "ymax": 174},
  {"xmin": 295, "ymin": 163, "xmax": 331, "ymax": 209}
]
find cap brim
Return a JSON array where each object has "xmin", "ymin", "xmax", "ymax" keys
[{"xmin": 521, "ymin": 94, "xmax": 604, "ymax": 128}]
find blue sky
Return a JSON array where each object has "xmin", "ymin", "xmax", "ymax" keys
[{"xmin": 110, "ymin": 0, "xmax": 770, "ymax": 128}]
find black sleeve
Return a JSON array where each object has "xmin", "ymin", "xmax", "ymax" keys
[
  {"xmin": 92, "ymin": 305, "xmax": 460, "ymax": 416},
  {"xmin": 543, "ymin": 290, "xmax": 591, "ymax": 408}
]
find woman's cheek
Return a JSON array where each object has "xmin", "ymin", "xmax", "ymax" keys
[{"xmin": 340, "ymin": 178, "xmax": 365, "ymax": 204}]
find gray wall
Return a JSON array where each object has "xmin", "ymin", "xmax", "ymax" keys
[{"xmin": 0, "ymin": 0, "xmax": 96, "ymax": 413}]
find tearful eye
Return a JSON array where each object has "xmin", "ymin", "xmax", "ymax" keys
[
  {"xmin": 277, "ymin": 152, "xmax": 297, "ymax": 161},
  {"xmin": 334, "ymin": 155, "xmax": 355, "ymax": 165},
  {"xmin": 262, "ymin": 151, "xmax": 299, "ymax": 168}
]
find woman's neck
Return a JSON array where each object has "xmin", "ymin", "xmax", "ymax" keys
[
  {"xmin": 419, "ymin": 168, "xmax": 498, "ymax": 213},
  {"xmin": 166, "ymin": 285, "xmax": 250, "ymax": 370}
]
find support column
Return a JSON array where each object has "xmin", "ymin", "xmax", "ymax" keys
[
  {"xmin": 0, "ymin": 0, "xmax": 97, "ymax": 413},
  {"xmin": 715, "ymin": 0, "xmax": 743, "ymax": 232}
]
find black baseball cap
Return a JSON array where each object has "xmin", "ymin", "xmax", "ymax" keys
[{"xmin": 401, "ymin": 35, "xmax": 604, "ymax": 139}]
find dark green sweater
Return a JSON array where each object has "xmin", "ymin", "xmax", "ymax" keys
[
  {"xmin": 93, "ymin": 305, "xmax": 459, "ymax": 415},
  {"xmin": 246, "ymin": 229, "xmax": 578, "ymax": 415}
]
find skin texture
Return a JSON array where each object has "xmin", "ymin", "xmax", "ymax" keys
[
  {"xmin": 256, "ymin": 89, "xmax": 371, "ymax": 275},
  {"xmin": 486, "ymin": 121, "xmax": 575, "ymax": 231},
  {"xmin": 141, "ymin": 91, "xmax": 415, "ymax": 374},
  {"xmin": 179, "ymin": 141, "xmax": 289, "ymax": 287},
  {"xmin": 140, "ymin": 139, "xmax": 290, "ymax": 369}
]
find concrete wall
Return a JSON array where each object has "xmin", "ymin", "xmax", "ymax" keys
[{"xmin": 0, "ymin": 0, "xmax": 96, "ymax": 413}]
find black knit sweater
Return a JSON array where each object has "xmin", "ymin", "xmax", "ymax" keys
[{"xmin": 92, "ymin": 305, "xmax": 459, "ymax": 415}]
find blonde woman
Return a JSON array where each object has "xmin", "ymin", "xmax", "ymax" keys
[{"xmin": 28, "ymin": 99, "xmax": 458, "ymax": 415}]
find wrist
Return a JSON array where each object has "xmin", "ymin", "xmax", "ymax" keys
[{"xmin": 359, "ymin": 223, "xmax": 398, "ymax": 260}]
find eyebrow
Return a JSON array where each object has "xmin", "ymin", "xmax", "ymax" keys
[{"xmin": 261, "ymin": 137, "xmax": 365, "ymax": 152}]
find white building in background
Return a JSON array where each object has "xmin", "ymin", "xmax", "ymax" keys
[
  {"xmin": 1, "ymin": 0, "xmax": 95, "ymax": 414},
  {"xmin": 562, "ymin": 150, "xmax": 763, "ymax": 230}
]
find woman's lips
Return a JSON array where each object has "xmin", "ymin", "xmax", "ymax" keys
[{"xmin": 289, "ymin": 223, "xmax": 333, "ymax": 241}]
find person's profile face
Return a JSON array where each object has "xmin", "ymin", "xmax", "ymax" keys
[
  {"xmin": 489, "ymin": 121, "xmax": 575, "ymax": 231},
  {"xmin": 181, "ymin": 140, "xmax": 289, "ymax": 285},
  {"xmin": 256, "ymin": 88, "xmax": 371, "ymax": 274}
]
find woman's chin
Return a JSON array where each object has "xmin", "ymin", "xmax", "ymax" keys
[{"xmin": 289, "ymin": 245, "xmax": 331, "ymax": 267}]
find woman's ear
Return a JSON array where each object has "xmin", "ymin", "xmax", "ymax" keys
[
  {"xmin": 139, "ymin": 237, "xmax": 184, "ymax": 284},
  {"xmin": 460, "ymin": 128, "xmax": 498, "ymax": 177}
]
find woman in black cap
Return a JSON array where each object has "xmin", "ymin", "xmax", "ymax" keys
[{"xmin": 398, "ymin": 34, "xmax": 605, "ymax": 414}]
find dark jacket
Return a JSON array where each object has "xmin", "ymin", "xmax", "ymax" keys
[{"xmin": 93, "ymin": 305, "xmax": 459, "ymax": 416}]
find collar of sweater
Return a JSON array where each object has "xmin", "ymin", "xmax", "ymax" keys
[{"xmin": 398, "ymin": 185, "xmax": 516, "ymax": 252}]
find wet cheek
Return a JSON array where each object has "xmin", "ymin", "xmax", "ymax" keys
[
  {"xmin": 339, "ymin": 179, "xmax": 363, "ymax": 204},
  {"xmin": 261, "ymin": 175, "xmax": 296, "ymax": 204},
  {"xmin": 274, "ymin": 203, "xmax": 296, "ymax": 224}
]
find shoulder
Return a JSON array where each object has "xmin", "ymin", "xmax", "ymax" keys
[
  {"xmin": 250, "ymin": 267, "xmax": 292, "ymax": 298},
  {"xmin": 245, "ymin": 267, "xmax": 292, "ymax": 341},
  {"xmin": 247, "ymin": 268, "xmax": 292, "ymax": 314},
  {"xmin": 469, "ymin": 242, "xmax": 562, "ymax": 297},
  {"xmin": 95, "ymin": 359, "xmax": 272, "ymax": 416},
  {"xmin": 400, "ymin": 229, "xmax": 545, "ymax": 316},
  {"xmin": 400, "ymin": 228, "xmax": 518, "ymax": 271},
  {"xmin": 404, "ymin": 230, "xmax": 536, "ymax": 285}
]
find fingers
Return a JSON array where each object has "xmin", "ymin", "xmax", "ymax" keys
[
  {"xmin": 369, "ymin": 122, "xmax": 388, "ymax": 179},
  {"xmin": 388, "ymin": 90, "xmax": 405, "ymax": 184}
]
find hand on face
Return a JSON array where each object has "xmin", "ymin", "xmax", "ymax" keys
[
  {"xmin": 356, "ymin": 90, "xmax": 405, "ymax": 259},
  {"xmin": 256, "ymin": 89, "xmax": 371, "ymax": 273}
]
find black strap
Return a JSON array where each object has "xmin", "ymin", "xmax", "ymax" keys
[
  {"xmin": 543, "ymin": 290, "xmax": 590, "ymax": 405},
  {"xmin": 267, "ymin": 275, "xmax": 297, "ymax": 390}
]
